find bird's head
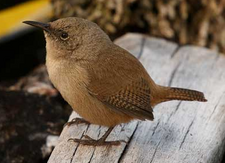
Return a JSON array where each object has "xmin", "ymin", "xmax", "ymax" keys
[{"xmin": 23, "ymin": 17, "xmax": 111, "ymax": 61}]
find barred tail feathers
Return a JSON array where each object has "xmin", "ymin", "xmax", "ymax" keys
[{"xmin": 165, "ymin": 87, "xmax": 207, "ymax": 102}]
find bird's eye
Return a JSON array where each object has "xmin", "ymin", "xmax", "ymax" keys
[{"xmin": 60, "ymin": 32, "xmax": 69, "ymax": 40}]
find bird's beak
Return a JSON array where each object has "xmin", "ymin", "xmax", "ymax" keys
[{"xmin": 23, "ymin": 21, "xmax": 51, "ymax": 33}]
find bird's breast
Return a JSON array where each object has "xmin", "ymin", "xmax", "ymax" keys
[
  {"xmin": 46, "ymin": 58, "xmax": 89, "ymax": 99},
  {"xmin": 46, "ymin": 59, "xmax": 133, "ymax": 126}
]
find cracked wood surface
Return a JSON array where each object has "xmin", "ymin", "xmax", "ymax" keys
[{"xmin": 48, "ymin": 33, "xmax": 225, "ymax": 163}]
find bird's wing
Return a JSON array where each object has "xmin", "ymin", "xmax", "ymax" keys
[{"xmin": 86, "ymin": 45, "xmax": 154, "ymax": 120}]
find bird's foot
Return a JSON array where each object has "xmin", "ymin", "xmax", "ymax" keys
[
  {"xmin": 68, "ymin": 135, "xmax": 125, "ymax": 146},
  {"xmin": 64, "ymin": 118, "xmax": 90, "ymax": 128}
]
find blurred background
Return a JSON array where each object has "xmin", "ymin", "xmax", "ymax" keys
[{"xmin": 0, "ymin": 0, "xmax": 225, "ymax": 162}]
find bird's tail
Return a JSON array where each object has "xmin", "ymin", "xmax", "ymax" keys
[
  {"xmin": 152, "ymin": 86, "xmax": 207, "ymax": 106},
  {"xmin": 165, "ymin": 87, "xmax": 207, "ymax": 102}
]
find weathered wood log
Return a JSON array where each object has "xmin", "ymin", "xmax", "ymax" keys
[{"xmin": 48, "ymin": 33, "xmax": 225, "ymax": 163}]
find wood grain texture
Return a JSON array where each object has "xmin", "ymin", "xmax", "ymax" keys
[{"xmin": 48, "ymin": 33, "xmax": 225, "ymax": 163}]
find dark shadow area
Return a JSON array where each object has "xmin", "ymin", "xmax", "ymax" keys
[
  {"xmin": 0, "ymin": 30, "xmax": 46, "ymax": 81},
  {"xmin": 0, "ymin": 90, "xmax": 71, "ymax": 163},
  {"xmin": 0, "ymin": 0, "xmax": 31, "ymax": 10}
]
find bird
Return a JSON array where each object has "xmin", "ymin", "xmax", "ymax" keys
[{"xmin": 23, "ymin": 17, "xmax": 207, "ymax": 146}]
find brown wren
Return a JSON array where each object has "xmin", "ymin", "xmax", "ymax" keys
[{"xmin": 23, "ymin": 17, "xmax": 207, "ymax": 146}]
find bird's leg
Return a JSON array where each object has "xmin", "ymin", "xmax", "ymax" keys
[
  {"xmin": 68, "ymin": 127, "xmax": 125, "ymax": 146},
  {"xmin": 64, "ymin": 118, "xmax": 90, "ymax": 128}
]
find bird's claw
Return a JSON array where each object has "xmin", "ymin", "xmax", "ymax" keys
[
  {"xmin": 64, "ymin": 118, "xmax": 90, "ymax": 128},
  {"xmin": 68, "ymin": 137, "xmax": 122, "ymax": 146}
]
